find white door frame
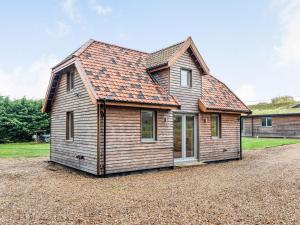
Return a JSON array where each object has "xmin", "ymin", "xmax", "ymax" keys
[{"xmin": 174, "ymin": 113, "xmax": 197, "ymax": 162}]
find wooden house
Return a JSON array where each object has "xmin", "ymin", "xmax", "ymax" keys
[{"xmin": 43, "ymin": 37, "xmax": 251, "ymax": 176}]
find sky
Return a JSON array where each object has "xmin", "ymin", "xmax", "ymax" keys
[{"xmin": 0, "ymin": 0, "xmax": 299, "ymax": 104}]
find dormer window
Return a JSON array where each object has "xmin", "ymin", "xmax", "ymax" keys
[{"xmin": 180, "ymin": 68, "xmax": 191, "ymax": 87}]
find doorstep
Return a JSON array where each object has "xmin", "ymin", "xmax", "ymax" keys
[{"xmin": 175, "ymin": 161, "xmax": 206, "ymax": 168}]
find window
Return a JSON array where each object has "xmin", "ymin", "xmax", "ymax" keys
[
  {"xmin": 67, "ymin": 71, "xmax": 74, "ymax": 91},
  {"xmin": 211, "ymin": 114, "xmax": 221, "ymax": 138},
  {"xmin": 141, "ymin": 110, "xmax": 156, "ymax": 141},
  {"xmin": 261, "ymin": 117, "xmax": 272, "ymax": 127},
  {"xmin": 66, "ymin": 112, "xmax": 74, "ymax": 140},
  {"xmin": 180, "ymin": 69, "xmax": 191, "ymax": 87}
]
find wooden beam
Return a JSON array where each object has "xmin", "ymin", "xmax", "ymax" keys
[
  {"xmin": 75, "ymin": 60, "xmax": 98, "ymax": 105},
  {"xmin": 103, "ymin": 101, "xmax": 179, "ymax": 110}
]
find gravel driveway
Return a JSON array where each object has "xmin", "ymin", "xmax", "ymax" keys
[{"xmin": 0, "ymin": 144, "xmax": 299, "ymax": 225}]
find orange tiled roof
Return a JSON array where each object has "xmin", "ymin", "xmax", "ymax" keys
[
  {"xmin": 200, "ymin": 75, "xmax": 251, "ymax": 113},
  {"xmin": 146, "ymin": 41, "xmax": 184, "ymax": 69},
  {"xmin": 77, "ymin": 40, "xmax": 179, "ymax": 106}
]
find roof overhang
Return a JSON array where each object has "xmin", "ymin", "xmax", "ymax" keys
[
  {"xmin": 198, "ymin": 99, "xmax": 251, "ymax": 115},
  {"xmin": 100, "ymin": 100, "xmax": 180, "ymax": 110},
  {"xmin": 147, "ymin": 37, "xmax": 210, "ymax": 75},
  {"xmin": 242, "ymin": 112, "xmax": 300, "ymax": 118},
  {"xmin": 42, "ymin": 58, "xmax": 98, "ymax": 113},
  {"xmin": 168, "ymin": 37, "xmax": 210, "ymax": 75}
]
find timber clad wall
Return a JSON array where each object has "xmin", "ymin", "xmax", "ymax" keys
[
  {"xmin": 199, "ymin": 113, "xmax": 241, "ymax": 161},
  {"xmin": 51, "ymin": 68, "xmax": 98, "ymax": 174},
  {"xmin": 243, "ymin": 115, "xmax": 300, "ymax": 138},
  {"xmin": 104, "ymin": 107, "xmax": 173, "ymax": 174},
  {"xmin": 170, "ymin": 50, "xmax": 202, "ymax": 112},
  {"xmin": 153, "ymin": 68, "xmax": 169, "ymax": 94}
]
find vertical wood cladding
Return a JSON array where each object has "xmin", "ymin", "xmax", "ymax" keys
[
  {"xmin": 199, "ymin": 113, "xmax": 241, "ymax": 161},
  {"xmin": 170, "ymin": 50, "xmax": 202, "ymax": 112},
  {"xmin": 242, "ymin": 115, "xmax": 300, "ymax": 138},
  {"xmin": 50, "ymin": 68, "xmax": 98, "ymax": 174},
  {"xmin": 104, "ymin": 107, "xmax": 174, "ymax": 174}
]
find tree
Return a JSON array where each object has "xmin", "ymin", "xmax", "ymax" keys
[{"xmin": 0, "ymin": 96, "xmax": 50, "ymax": 143}]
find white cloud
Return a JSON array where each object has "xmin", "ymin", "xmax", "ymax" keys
[
  {"xmin": 89, "ymin": 0, "xmax": 112, "ymax": 15},
  {"xmin": 45, "ymin": 20, "xmax": 69, "ymax": 38},
  {"xmin": 235, "ymin": 84, "xmax": 256, "ymax": 103},
  {"xmin": 273, "ymin": 0, "xmax": 300, "ymax": 65},
  {"xmin": 62, "ymin": 0, "xmax": 81, "ymax": 22},
  {"xmin": 0, "ymin": 55, "xmax": 59, "ymax": 99}
]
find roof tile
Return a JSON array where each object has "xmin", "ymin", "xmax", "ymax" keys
[
  {"xmin": 200, "ymin": 75, "xmax": 250, "ymax": 113},
  {"xmin": 77, "ymin": 41, "xmax": 179, "ymax": 106}
]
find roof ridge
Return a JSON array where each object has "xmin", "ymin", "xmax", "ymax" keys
[
  {"xmin": 150, "ymin": 40, "xmax": 185, "ymax": 54},
  {"xmin": 92, "ymin": 39, "xmax": 149, "ymax": 55}
]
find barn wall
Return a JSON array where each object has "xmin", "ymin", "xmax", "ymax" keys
[
  {"xmin": 250, "ymin": 115, "xmax": 300, "ymax": 138},
  {"xmin": 199, "ymin": 113, "xmax": 241, "ymax": 162},
  {"xmin": 104, "ymin": 107, "xmax": 173, "ymax": 174},
  {"xmin": 50, "ymin": 67, "xmax": 98, "ymax": 174}
]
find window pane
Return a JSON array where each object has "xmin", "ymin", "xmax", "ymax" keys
[
  {"xmin": 173, "ymin": 115, "xmax": 182, "ymax": 159},
  {"xmin": 261, "ymin": 118, "xmax": 266, "ymax": 127},
  {"xmin": 211, "ymin": 115, "xmax": 219, "ymax": 137},
  {"xmin": 67, "ymin": 72, "xmax": 70, "ymax": 91},
  {"xmin": 70, "ymin": 72, "xmax": 74, "ymax": 89},
  {"xmin": 186, "ymin": 116, "xmax": 194, "ymax": 158},
  {"xmin": 141, "ymin": 111, "xmax": 154, "ymax": 139},
  {"xmin": 181, "ymin": 70, "xmax": 188, "ymax": 87},
  {"xmin": 267, "ymin": 117, "xmax": 272, "ymax": 127}
]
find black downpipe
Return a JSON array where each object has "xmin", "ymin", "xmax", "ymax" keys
[
  {"xmin": 240, "ymin": 116, "xmax": 242, "ymax": 160},
  {"xmin": 103, "ymin": 99, "xmax": 107, "ymax": 176}
]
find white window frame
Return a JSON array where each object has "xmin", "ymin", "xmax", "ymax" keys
[
  {"xmin": 261, "ymin": 117, "xmax": 272, "ymax": 128},
  {"xmin": 180, "ymin": 68, "xmax": 192, "ymax": 87},
  {"xmin": 141, "ymin": 110, "xmax": 156, "ymax": 142}
]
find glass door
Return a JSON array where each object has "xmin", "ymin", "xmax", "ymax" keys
[
  {"xmin": 173, "ymin": 115, "xmax": 183, "ymax": 159},
  {"xmin": 173, "ymin": 114, "xmax": 197, "ymax": 162}
]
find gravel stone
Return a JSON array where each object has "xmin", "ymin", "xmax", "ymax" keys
[{"xmin": 0, "ymin": 144, "xmax": 299, "ymax": 224}]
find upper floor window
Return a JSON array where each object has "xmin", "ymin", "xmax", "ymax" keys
[
  {"xmin": 67, "ymin": 71, "xmax": 74, "ymax": 92},
  {"xmin": 261, "ymin": 117, "xmax": 272, "ymax": 127},
  {"xmin": 66, "ymin": 111, "xmax": 74, "ymax": 140},
  {"xmin": 211, "ymin": 114, "xmax": 221, "ymax": 138},
  {"xmin": 141, "ymin": 110, "xmax": 156, "ymax": 141},
  {"xmin": 180, "ymin": 68, "xmax": 192, "ymax": 87}
]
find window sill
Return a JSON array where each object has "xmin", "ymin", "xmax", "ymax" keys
[
  {"xmin": 66, "ymin": 139, "xmax": 74, "ymax": 142},
  {"xmin": 141, "ymin": 139, "xmax": 157, "ymax": 143},
  {"xmin": 211, "ymin": 137, "xmax": 221, "ymax": 140}
]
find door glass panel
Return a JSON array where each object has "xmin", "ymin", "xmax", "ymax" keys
[
  {"xmin": 186, "ymin": 116, "xmax": 194, "ymax": 158},
  {"xmin": 173, "ymin": 115, "xmax": 182, "ymax": 159}
]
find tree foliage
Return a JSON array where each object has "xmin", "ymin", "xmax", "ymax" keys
[
  {"xmin": 0, "ymin": 96, "xmax": 50, "ymax": 143},
  {"xmin": 271, "ymin": 96, "xmax": 295, "ymax": 105}
]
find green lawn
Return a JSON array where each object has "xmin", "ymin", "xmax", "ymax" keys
[
  {"xmin": 0, "ymin": 142, "xmax": 50, "ymax": 158},
  {"xmin": 0, "ymin": 138, "xmax": 300, "ymax": 158},
  {"xmin": 242, "ymin": 137, "xmax": 300, "ymax": 151}
]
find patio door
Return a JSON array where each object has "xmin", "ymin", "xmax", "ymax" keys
[{"xmin": 174, "ymin": 114, "xmax": 197, "ymax": 162}]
